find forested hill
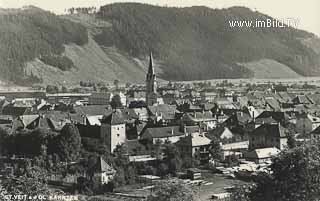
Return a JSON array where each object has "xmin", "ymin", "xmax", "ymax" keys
[
  {"xmin": 0, "ymin": 6, "xmax": 88, "ymax": 84},
  {"xmin": 95, "ymin": 3, "xmax": 320, "ymax": 80},
  {"xmin": 1, "ymin": 4, "xmax": 320, "ymax": 85}
]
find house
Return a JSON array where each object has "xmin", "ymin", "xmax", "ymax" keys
[
  {"xmin": 264, "ymin": 97, "xmax": 281, "ymax": 111},
  {"xmin": 177, "ymin": 132, "xmax": 211, "ymax": 164},
  {"xmin": 254, "ymin": 111, "xmax": 289, "ymax": 128},
  {"xmin": 310, "ymin": 125, "xmax": 320, "ymax": 140},
  {"xmin": 249, "ymin": 123, "xmax": 289, "ymax": 150},
  {"xmin": 181, "ymin": 111, "xmax": 216, "ymax": 130},
  {"xmin": 245, "ymin": 147, "xmax": 280, "ymax": 164},
  {"xmin": 148, "ymin": 104, "xmax": 177, "ymax": 125},
  {"xmin": 222, "ymin": 111, "xmax": 252, "ymax": 141},
  {"xmin": 88, "ymin": 92, "xmax": 113, "ymax": 105},
  {"xmin": 89, "ymin": 157, "xmax": 116, "ymax": 185},
  {"xmin": 140, "ymin": 126, "xmax": 185, "ymax": 144},
  {"xmin": 73, "ymin": 105, "xmax": 112, "ymax": 125},
  {"xmin": 207, "ymin": 127, "xmax": 235, "ymax": 142},
  {"xmin": 101, "ymin": 110, "xmax": 127, "ymax": 153},
  {"xmin": 296, "ymin": 113, "xmax": 320, "ymax": 135},
  {"xmin": 292, "ymin": 95, "xmax": 313, "ymax": 105},
  {"xmin": 200, "ymin": 90, "xmax": 218, "ymax": 103}
]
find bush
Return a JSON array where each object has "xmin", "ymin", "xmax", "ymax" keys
[{"xmin": 40, "ymin": 55, "xmax": 74, "ymax": 71}]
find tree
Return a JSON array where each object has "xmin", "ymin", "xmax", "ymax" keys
[
  {"xmin": 231, "ymin": 140, "xmax": 320, "ymax": 201},
  {"xmin": 208, "ymin": 136, "xmax": 223, "ymax": 161},
  {"xmin": 147, "ymin": 179, "xmax": 197, "ymax": 201},
  {"xmin": 163, "ymin": 143, "xmax": 182, "ymax": 175},
  {"xmin": 46, "ymin": 85, "xmax": 59, "ymax": 94},
  {"xmin": 287, "ymin": 134, "xmax": 297, "ymax": 149},
  {"xmin": 55, "ymin": 124, "xmax": 81, "ymax": 162},
  {"xmin": 269, "ymin": 142, "xmax": 320, "ymax": 201},
  {"xmin": 1, "ymin": 166, "xmax": 60, "ymax": 199},
  {"xmin": 110, "ymin": 94, "xmax": 123, "ymax": 109},
  {"xmin": 230, "ymin": 184, "xmax": 254, "ymax": 201}
]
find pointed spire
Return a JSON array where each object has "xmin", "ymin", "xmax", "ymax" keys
[{"xmin": 148, "ymin": 52, "xmax": 155, "ymax": 75}]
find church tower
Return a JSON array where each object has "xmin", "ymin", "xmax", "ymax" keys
[{"xmin": 146, "ymin": 52, "xmax": 158, "ymax": 106}]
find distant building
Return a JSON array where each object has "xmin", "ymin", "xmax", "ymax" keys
[{"xmin": 89, "ymin": 92, "xmax": 113, "ymax": 105}]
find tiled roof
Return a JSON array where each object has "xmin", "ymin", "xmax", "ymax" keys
[
  {"xmin": 256, "ymin": 111, "xmax": 288, "ymax": 124},
  {"xmin": 102, "ymin": 109, "xmax": 125, "ymax": 125},
  {"xmin": 74, "ymin": 105, "xmax": 111, "ymax": 116},
  {"xmin": 142, "ymin": 126, "xmax": 184, "ymax": 139},
  {"xmin": 252, "ymin": 123, "xmax": 288, "ymax": 138},
  {"xmin": 191, "ymin": 134, "xmax": 211, "ymax": 147},
  {"xmin": 248, "ymin": 147, "xmax": 280, "ymax": 159},
  {"xmin": 148, "ymin": 104, "xmax": 177, "ymax": 120}
]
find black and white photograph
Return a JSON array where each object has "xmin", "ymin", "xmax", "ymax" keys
[{"xmin": 0, "ymin": 0, "xmax": 319, "ymax": 200}]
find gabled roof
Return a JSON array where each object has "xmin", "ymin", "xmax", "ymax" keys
[
  {"xmin": 102, "ymin": 109, "xmax": 125, "ymax": 125},
  {"xmin": 234, "ymin": 111, "xmax": 251, "ymax": 124},
  {"xmin": 251, "ymin": 123, "xmax": 288, "ymax": 138},
  {"xmin": 74, "ymin": 105, "xmax": 111, "ymax": 116},
  {"xmin": 293, "ymin": 95, "xmax": 312, "ymax": 104},
  {"xmin": 95, "ymin": 157, "xmax": 115, "ymax": 173},
  {"xmin": 141, "ymin": 126, "xmax": 184, "ymax": 139},
  {"xmin": 2, "ymin": 105, "xmax": 33, "ymax": 116},
  {"xmin": 278, "ymin": 92, "xmax": 294, "ymax": 103},
  {"xmin": 311, "ymin": 125, "xmax": 320, "ymax": 134},
  {"xmin": 207, "ymin": 126, "xmax": 233, "ymax": 140},
  {"xmin": 307, "ymin": 94, "xmax": 320, "ymax": 105},
  {"xmin": 183, "ymin": 111, "xmax": 214, "ymax": 122},
  {"xmin": 256, "ymin": 111, "xmax": 288, "ymax": 124},
  {"xmin": 264, "ymin": 98, "xmax": 281, "ymax": 111},
  {"xmin": 148, "ymin": 104, "xmax": 176, "ymax": 120},
  {"xmin": 87, "ymin": 115, "xmax": 103, "ymax": 126},
  {"xmin": 247, "ymin": 147, "xmax": 280, "ymax": 159},
  {"xmin": 191, "ymin": 134, "xmax": 211, "ymax": 147},
  {"xmin": 19, "ymin": 115, "xmax": 39, "ymax": 128}
]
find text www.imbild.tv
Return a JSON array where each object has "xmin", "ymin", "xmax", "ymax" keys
[{"xmin": 228, "ymin": 18, "xmax": 299, "ymax": 29}]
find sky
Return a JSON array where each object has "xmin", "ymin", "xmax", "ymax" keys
[{"xmin": 0, "ymin": 0, "xmax": 319, "ymax": 37}]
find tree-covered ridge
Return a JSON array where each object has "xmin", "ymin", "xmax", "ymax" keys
[
  {"xmin": 0, "ymin": 6, "xmax": 88, "ymax": 83},
  {"xmin": 95, "ymin": 3, "xmax": 320, "ymax": 80}
]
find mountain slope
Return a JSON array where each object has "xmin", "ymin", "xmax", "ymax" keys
[
  {"xmin": 95, "ymin": 3, "xmax": 320, "ymax": 80},
  {"xmin": 0, "ymin": 6, "xmax": 88, "ymax": 84},
  {"xmin": 239, "ymin": 59, "xmax": 301, "ymax": 79},
  {"xmin": 1, "ymin": 4, "xmax": 320, "ymax": 86}
]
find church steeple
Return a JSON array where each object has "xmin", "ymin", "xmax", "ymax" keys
[
  {"xmin": 147, "ymin": 52, "xmax": 155, "ymax": 78},
  {"xmin": 146, "ymin": 52, "xmax": 158, "ymax": 106}
]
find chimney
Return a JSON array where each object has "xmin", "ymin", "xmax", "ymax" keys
[{"xmin": 183, "ymin": 124, "xmax": 187, "ymax": 134}]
